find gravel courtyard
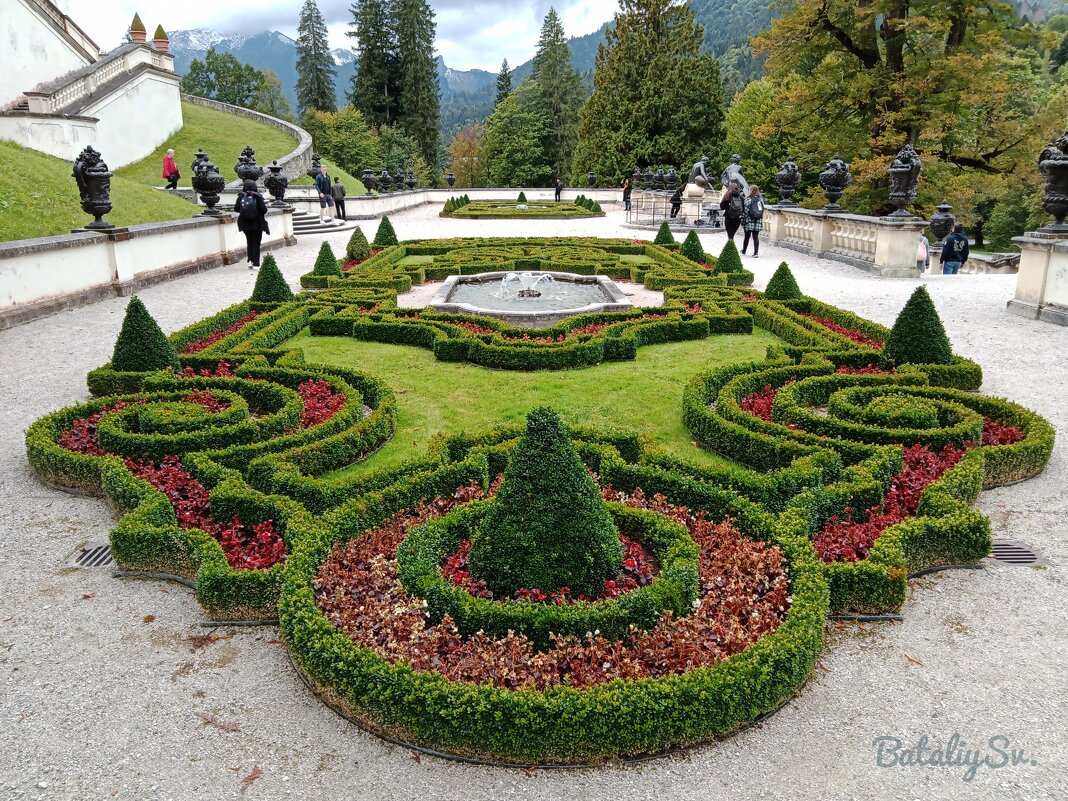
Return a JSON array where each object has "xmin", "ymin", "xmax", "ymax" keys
[{"xmin": 1, "ymin": 203, "xmax": 1065, "ymax": 800}]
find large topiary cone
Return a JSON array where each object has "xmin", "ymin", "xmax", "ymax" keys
[
  {"xmin": 517, "ymin": 191, "xmax": 527, "ymax": 202},
  {"xmin": 111, "ymin": 296, "xmax": 180, "ymax": 372},
  {"xmin": 654, "ymin": 221, "xmax": 675, "ymax": 246},
  {"xmin": 883, "ymin": 285, "xmax": 954, "ymax": 365},
  {"xmin": 680, "ymin": 230, "xmax": 705, "ymax": 262},
  {"xmin": 311, "ymin": 241, "xmax": 342, "ymax": 277},
  {"xmin": 715, "ymin": 239, "xmax": 743, "ymax": 273},
  {"xmin": 251, "ymin": 254, "xmax": 293, "ymax": 302},
  {"xmin": 764, "ymin": 261, "xmax": 802, "ymax": 300},
  {"xmin": 468, "ymin": 407, "xmax": 622, "ymax": 598},
  {"xmin": 345, "ymin": 226, "xmax": 372, "ymax": 261},
  {"xmin": 373, "ymin": 216, "xmax": 398, "ymax": 247}
]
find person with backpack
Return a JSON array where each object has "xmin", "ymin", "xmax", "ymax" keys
[
  {"xmin": 314, "ymin": 164, "xmax": 336, "ymax": 224},
  {"xmin": 162, "ymin": 148, "xmax": 179, "ymax": 190},
  {"xmin": 940, "ymin": 223, "xmax": 970, "ymax": 275},
  {"xmin": 741, "ymin": 185, "xmax": 765, "ymax": 257},
  {"xmin": 331, "ymin": 176, "xmax": 347, "ymax": 222},
  {"xmin": 719, "ymin": 180, "xmax": 745, "ymax": 242},
  {"xmin": 234, "ymin": 179, "xmax": 269, "ymax": 270},
  {"xmin": 917, "ymin": 233, "xmax": 930, "ymax": 274}
]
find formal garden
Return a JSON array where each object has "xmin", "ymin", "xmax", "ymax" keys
[
  {"xmin": 440, "ymin": 194, "xmax": 605, "ymax": 219},
  {"xmin": 23, "ymin": 215, "xmax": 1054, "ymax": 766}
]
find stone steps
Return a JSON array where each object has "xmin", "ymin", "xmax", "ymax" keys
[{"xmin": 291, "ymin": 209, "xmax": 358, "ymax": 234}]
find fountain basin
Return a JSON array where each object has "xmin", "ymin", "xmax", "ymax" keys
[{"xmin": 429, "ymin": 271, "xmax": 632, "ymax": 327}]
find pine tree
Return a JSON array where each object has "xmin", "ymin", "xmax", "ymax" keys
[
  {"xmin": 654, "ymin": 220, "xmax": 675, "ymax": 245},
  {"xmin": 348, "ymin": 0, "xmax": 399, "ymax": 126},
  {"xmin": 373, "ymin": 216, "xmax": 398, "ymax": 247},
  {"xmin": 251, "ymin": 254, "xmax": 295, "ymax": 303},
  {"xmin": 312, "ymin": 241, "xmax": 342, "ymax": 276},
  {"xmin": 111, "ymin": 297, "xmax": 180, "ymax": 372},
  {"xmin": 532, "ymin": 9, "xmax": 584, "ymax": 182},
  {"xmin": 680, "ymin": 230, "xmax": 705, "ymax": 263},
  {"xmin": 883, "ymin": 286, "xmax": 954, "ymax": 365},
  {"xmin": 295, "ymin": 0, "xmax": 337, "ymax": 116},
  {"xmin": 396, "ymin": 0, "xmax": 441, "ymax": 169},
  {"xmin": 494, "ymin": 59, "xmax": 513, "ymax": 108},
  {"xmin": 763, "ymin": 262, "xmax": 802, "ymax": 300}
]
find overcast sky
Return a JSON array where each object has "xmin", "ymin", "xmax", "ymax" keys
[{"xmin": 63, "ymin": 0, "xmax": 618, "ymax": 72}]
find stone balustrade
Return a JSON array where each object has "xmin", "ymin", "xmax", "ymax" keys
[{"xmin": 1007, "ymin": 230, "xmax": 1068, "ymax": 325}]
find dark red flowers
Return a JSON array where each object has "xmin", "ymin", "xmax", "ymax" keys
[
  {"xmin": 803, "ymin": 314, "xmax": 884, "ymax": 350},
  {"xmin": 180, "ymin": 312, "xmax": 260, "ymax": 354}
]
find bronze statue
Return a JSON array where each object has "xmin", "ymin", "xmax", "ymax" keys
[
  {"xmin": 688, "ymin": 156, "xmax": 711, "ymax": 188},
  {"xmin": 721, "ymin": 154, "xmax": 749, "ymax": 193},
  {"xmin": 72, "ymin": 146, "xmax": 114, "ymax": 229},
  {"xmin": 888, "ymin": 144, "xmax": 922, "ymax": 217}
]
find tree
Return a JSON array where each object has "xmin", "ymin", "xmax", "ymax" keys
[
  {"xmin": 295, "ymin": 0, "xmax": 337, "ymax": 116},
  {"xmin": 494, "ymin": 59, "xmax": 513, "ymax": 108},
  {"xmin": 724, "ymin": 79, "xmax": 792, "ymax": 190},
  {"xmin": 303, "ymin": 106, "xmax": 380, "ymax": 178},
  {"xmin": 180, "ymin": 48, "xmax": 262, "ymax": 108},
  {"xmin": 396, "ymin": 0, "xmax": 441, "ymax": 168},
  {"xmin": 448, "ymin": 124, "xmax": 486, "ymax": 187},
  {"xmin": 111, "ymin": 297, "xmax": 179, "ymax": 373},
  {"xmin": 531, "ymin": 9, "xmax": 585, "ymax": 181},
  {"xmin": 348, "ymin": 0, "xmax": 399, "ymax": 126},
  {"xmin": 252, "ymin": 71, "xmax": 294, "ymax": 120},
  {"xmin": 571, "ymin": 0, "xmax": 726, "ymax": 185},
  {"xmin": 883, "ymin": 286, "xmax": 953, "ymax": 366},
  {"xmin": 481, "ymin": 86, "xmax": 552, "ymax": 187}
]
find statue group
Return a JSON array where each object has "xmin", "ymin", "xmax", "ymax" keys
[{"xmin": 684, "ymin": 154, "xmax": 749, "ymax": 198}]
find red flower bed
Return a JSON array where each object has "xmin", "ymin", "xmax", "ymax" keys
[
  {"xmin": 570, "ymin": 321, "xmax": 612, "ymax": 336},
  {"xmin": 297, "ymin": 379, "xmax": 346, "ymax": 429},
  {"xmin": 56, "ymin": 400, "xmax": 142, "ymax": 457},
  {"xmin": 685, "ymin": 303, "xmax": 704, "ymax": 314},
  {"xmin": 454, "ymin": 321, "xmax": 497, "ymax": 336},
  {"xmin": 181, "ymin": 389, "xmax": 229, "ymax": 413},
  {"xmin": 503, "ymin": 332, "xmax": 567, "ymax": 344},
  {"xmin": 803, "ymin": 314, "xmax": 884, "ymax": 350},
  {"xmin": 341, "ymin": 250, "xmax": 382, "ymax": 272},
  {"xmin": 177, "ymin": 361, "xmax": 238, "ymax": 379},
  {"xmin": 836, "ymin": 364, "xmax": 895, "ymax": 375},
  {"xmin": 739, "ymin": 378, "xmax": 795, "ymax": 422},
  {"xmin": 982, "ymin": 417, "xmax": 1024, "ymax": 446},
  {"xmin": 180, "ymin": 312, "xmax": 260, "ymax": 354}
]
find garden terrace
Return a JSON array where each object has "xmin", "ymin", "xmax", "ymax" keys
[{"xmin": 440, "ymin": 199, "xmax": 605, "ymax": 219}]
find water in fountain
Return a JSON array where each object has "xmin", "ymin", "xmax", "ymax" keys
[{"xmin": 496, "ymin": 272, "xmax": 556, "ymax": 300}]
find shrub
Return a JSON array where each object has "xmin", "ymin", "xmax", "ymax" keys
[
  {"xmin": 764, "ymin": 262, "xmax": 802, "ymax": 300},
  {"xmin": 680, "ymin": 230, "xmax": 705, "ymax": 263},
  {"xmin": 111, "ymin": 297, "xmax": 179, "ymax": 373},
  {"xmin": 517, "ymin": 191, "xmax": 527, "ymax": 202},
  {"xmin": 250, "ymin": 254, "xmax": 294, "ymax": 303},
  {"xmin": 442, "ymin": 199, "xmax": 454, "ymax": 214},
  {"xmin": 468, "ymin": 407, "xmax": 622, "ymax": 597},
  {"xmin": 716, "ymin": 240, "xmax": 744, "ymax": 273},
  {"xmin": 345, "ymin": 227, "xmax": 372, "ymax": 261},
  {"xmin": 592, "ymin": 201, "xmax": 603, "ymax": 212},
  {"xmin": 311, "ymin": 241, "xmax": 342, "ymax": 277},
  {"xmin": 884, "ymin": 285, "xmax": 953, "ymax": 366},
  {"xmin": 373, "ymin": 216, "xmax": 398, "ymax": 247},
  {"xmin": 654, "ymin": 221, "xmax": 675, "ymax": 245}
]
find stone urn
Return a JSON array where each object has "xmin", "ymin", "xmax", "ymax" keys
[
  {"xmin": 653, "ymin": 168, "xmax": 665, "ymax": 191},
  {"xmin": 361, "ymin": 169, "xmax": 377, "ymax": 193},
  {"xmin": 818, "ymin": 154, "xmax": 852, "ymax": 212},
  {"xmin": 929, "ymin": 200, "xmax": 955, "ymax": 244},
  {"xmin": 306, "ymin": 152, "xmax": 322, "ymax": 180},
  {"xmin": 379, "ymin": 169, "xmax": 393, "ymax": 193},
  {"xmin": 1039, "ymin": 132, "xmax": 1068, "ymax": 231},
  {"xmin": 263, "ymin": 161, "xmax": 289, "ymax": 206},
  {"xmin": 643, "ymin": 167, "xmax": 654, "ymax": 190},
  {"xmin": 406, "ymin": 170, "xmax": 417, "ymax": 190},
  {"xmin": 72, "ymin": 146, "xmax": 115, "ymax": 230},
  {"xmin": 446, "ymin": 172, "xmax": 456, "ymax": 187},
  {"xmin": 586, "ymin": 170, "xmax": 597, "ymax": 188},
  {"xmin": 773, "ymin": 156, "xmax": 801, "ymax": 205},
  {"xmin": 631, "ymin": 167, "xmax": 641, "ymax": 191},
  {"xmin": 235, "ymin": 145, "xmax": 264, "ymax": 184},
  {"xmin": 191, "ymin": 152, "xmax": 226, "ymax": 216},
  {"xmin": 666, "ymin": 167, "xmax": 679, "ymax": 192},
  {"xmin": 888, "ymin": 144, "xmax": 922, "ymax": 217}
]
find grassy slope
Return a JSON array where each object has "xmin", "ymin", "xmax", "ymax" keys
[
  {"xmin": 290, "ymin": 159, "xmax": 366, "ymax": 194},
  {"xmin": 286, "ymin": 329, "xmax": 781, "ymax": 475},
  {"xmin": 0, "ymin": 140, "xmax": 196, "ymax": 242}
]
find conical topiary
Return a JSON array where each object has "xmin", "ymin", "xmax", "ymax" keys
[
  {"xmin": 443, "ymin": 198, "xmax": 455, "ymax": 214},
  {"xmin": 111, "ymin": 296, "xmax": 180, "ymax": 372},
  {"xmin": 311, "ymin": 240, "xmax": 342, "ymax": 277},
  {"xmin": 883, "ymin": 285, "xmax": 954, "ymax": 365},
  {"xmin": 517, "ymin": 191, "xmax": 527, "ymax": 202},
  {"xmin": 345, "ymin": 226, "xmax": 372, "ymax": 261},
  {"xmin": 764, "ymin": 261, "xmax": 802, "ymax": 300},
  {"xmin": 373, "ymin": 216, "xmax": 398, "ymax": 247},
  {"xmin": 715, "ymin": 240, "xmax": 743, "ymax": 273},
  {"xmin": 654, "ymin": 221, "xmax": 675, "ymax": 246},
  {"xmin": 152, "ymin": 24, "xmax": 168, "ymax": 41},
  {"xmin": 250, "ymin": 254, "xmax": 293, "ymax": 303},
  {"xmin": 468, "ymin": 407, "xmax": 622, "ymax": 598},
  {"xmin": 680, "ymin": 230, "xmax": 705, "ymax": 263},
  {"xmin": 130, "ymin": 13, "xmax": 146, "ymax": 33}
]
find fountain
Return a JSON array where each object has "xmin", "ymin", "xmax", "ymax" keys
[{"xmin": 498, "ymin": 272, "xmax": 555, "ymax": 299}]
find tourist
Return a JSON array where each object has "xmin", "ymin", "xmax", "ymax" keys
[
  {"xmin": 162, "ymin": 148, "xmax": 179, "ymax": 190},
  {"xmin": 720, "ymin": 180, "xmax": 744, "ymax": 242},
  {"xmin": 622, "ymin": 176, "xmax": 632, "ymax": 212},
  {"xmin": 940, "ymin": 223, "xmax": 970, "ymax": 275},
  {"xmin": 669, "ymin": 186, "xmax": 683, "ymax": 219},
  {"xmin": 314, "ymin": 165, "xmax": 335, "ymax": 224},
  {"xmin": 741, "ymin": 185, "xmax": 765, "ymax": 257},
  {"xmin": 917, "ymin": 233, "xmax": 930, "ymax": 274},
  {"xmin": 235, "ymin": 179, "xmax": 269, "ymax": 270},
  {"xmin": 554, "ymin": 177, "xmax": 563, "ymax": 202},
  {"xmin": 331, "ymin": 177, "xmax": 347, "ymax": 222}
]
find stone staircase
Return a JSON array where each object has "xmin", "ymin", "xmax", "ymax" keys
[{"xmin": 291, "ymin": 209, "xmax": 359, "ymax": 235}]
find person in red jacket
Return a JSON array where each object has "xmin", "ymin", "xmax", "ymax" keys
[{"xmin": 162, "ymin": 149, "xmax": 179, "ymax": 190}]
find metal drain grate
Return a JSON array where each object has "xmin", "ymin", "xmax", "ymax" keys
[
  {"xmin": 67, "ymin": 543, "xmax": 115, "ymax": 568},
  {"xmin": 989, "ymin": 540, "xmax": 1047, "ymax": 567}
]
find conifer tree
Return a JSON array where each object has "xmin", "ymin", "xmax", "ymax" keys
[
  {"xmin": 763, "ymin": 261, "xmax": 802, "ymax": 300},
  {"xmin": 654, "ymin": 220, "xmax": 675, "ymax": 245},
  {"xmin": 884, "ymin": 286, "xmax": 954, "ymax": 365},
  {"xmin": 295, "ymin": 0, "xmax": 336, "ymax": 116},
  {"xmin": 312, "ymin": 241, "xmax": 342, "ymax": 276},
  {"xmin": 251, "ymin": 254, "xmax": 294, "ymax": 303},
  {"xmin": 396, "ymin": 0, "xmax": 441, "ymax": 168},
  {"xmin": 373, "ymin": 216, "xmax": 399, "ymax": 247},
  {"xmin": 348, "ymin": 0, "xmax": 399, "ymax": 126},
  {"xmin": 532, "ymin": 9, "xmax": 584, "ymax": 182},
  {"xmin": 494, "ymin": 59, "xmax": 513, "ymax": 108},
  {"xmin": 111, "ymin": 297, "xmax": 180, "ymax": 373},
  {"xmin": 680, "ymin": 230, "xmax": 705, "ymax": 263}
]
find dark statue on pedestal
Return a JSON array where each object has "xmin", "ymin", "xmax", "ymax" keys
[
  {"xmin": 406, "ymin": 170, "xmax": 417, "ymax": 190},
  {"xmin": 1038, "ymin": 132, "xmax": 1068, "ymax": 231},
  {"xmin": 446, "ymin": 172, "xmax": 456, "ymax": 188},
  {"xmin": 773, "ymin": 156, "xmax": 801, "ymax": 205},
  {"xmin": 306, "ymin": 153, "xmax": 322, "ymax": 180},
  {"xmin": 688, "ymin": 156, "xmax": 710, "ymax": 189},
  {"xmin": 653, "ymin": 168, "xmax": 665, "ymax": 191},
  {"xmin": 587, "ymin": 170, "xmax": 597, "ymax": 188},
  {"xmin": 72, "ymin": 146, "xmax": 115, "ymax": 230},
  {"xmin": 379, "ymin": 169, "xmax": 393, "ymax": 193},
  {"xmin": 361, "ymin": 169, "xmax": 377, "ymax": 193},
  {"xmin": 721, "ymin": 154, "xmax": 748, "ymax": 193},
  {"xmin": 191, "ymin": 150, "xmax": 225, "ymax": 216},
  {"xmin": 888, "ymin": 144, "xmax": 922, "ymax": 217},
  {"xmin": 929, "ymin": 200, "xmax": 955, "ymax": 244},
  {"xmin": 643, "ymin": 167, "xmax": 654, "ymax": 190},
  {"xmin": 235, "ymin": 146, "xmax": 264, "ymax": 184},
  {"xmin": 263, "ymin": 160, "xmax": 289, "ymax": 206},
  {"xmin": 818, "ymin": 155, "xmax": 852, "ymax": 212},
  {"xmin": 666, "ymin": 167, "xmax": 679, "ymax": 192}
]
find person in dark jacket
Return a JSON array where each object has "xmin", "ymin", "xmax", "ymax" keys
[
  {"xmin": 331, "ymin": 177, "xmax": 347, "ymax": 222},
  {"xmin": 314, "ymin": 165, "xmax": 335, "ymax": 224},
  {"xmin": 669, "ymin": 186, "xmax": 683, "ymax": 218},
  {"xmin": 740, "ymin": 185, "xmax": 765, "ymax": 257},
  {"xmin": 719, "ymin": 180, "xmax": 745, "ymax": 242},
  {"xmin": 235, "ymin": 179, "xmax": 270, "ymax": 269},
  {"xmin": 554, "ymin": 177, "xmax": 563, "ymax": 202},
  {"xmin": 940, "ymin": 223, "xmax": 970, "ymax": 274},
  {"xmin": 621, "ymin": 176, "xmax": 632, "ymax": 212}
]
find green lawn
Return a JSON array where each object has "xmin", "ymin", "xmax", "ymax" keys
[
  {"xmin": 286, "ymin": 328, "xmax": 781, "ymax": 475},
  {"xmin": 0, "ymin": 139, "xmax": 198, "ymax": 242}
]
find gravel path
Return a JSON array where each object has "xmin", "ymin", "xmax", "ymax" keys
[{"xmin": 1, "ymin": 202, "xmax": 1065, "ymax": 800}]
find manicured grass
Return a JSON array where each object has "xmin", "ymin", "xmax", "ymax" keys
[
  {"xmin": 0, "ymin": 139, "xmax": 198, "ymax": 242},
  {"xmin": 285, "ymin": 328, "xmax": 782, "ymax": 475}
]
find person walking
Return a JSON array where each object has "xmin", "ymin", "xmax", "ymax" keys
[
  {"xmin": 940, "ymin": 223, "xmax": 969, "ymax": 275},
  {"xmin": 669, "ymin": 186, "xmax": 683, "ymax": 219},
  {"xmin": 741, "ymin": 185, "xmax": 765, "ymax": 257},
  {"xmin": 162, "ymin": 149, "xmax": 179, "ymax": 190},
  {"xmin": 554, "ymin": 177, "xmax": 563, "ymax": 202},
  {"xmin": 235, "ymin": 179, "xmax": 269, "ymax": 270},
  {"xmin": 719, "ymin": 180, "xmax": 744, "ymax": 242},
  {"xmin": 917, "ymin": 233, "xmax": 930, "ymax": 274},
  {"xmin": 314, "ymin": 164, "xmax": 335, "ymax": 224},
  {"xmin": 331, "ymin": 176, "xmax": 347, "ymax": 222},
  {"xmin": 621, "ymin": 176, "xmax": 632, "ymax": 212}
]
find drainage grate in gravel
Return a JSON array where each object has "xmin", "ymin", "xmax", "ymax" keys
[
  {"xmin": 67, "ymin": 543, "xmax": 115, "ymax": 568},
  {"xmin": 988, "ymin": 539, "xmax": 1047, "ymax": 567}
]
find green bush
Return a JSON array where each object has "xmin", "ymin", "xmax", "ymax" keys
[
  {"xmin": 716, "ymin": 240, "xmax": 744, "ymax": 273},
  {"xmin": 251, "ymin": 254, "xmax": 294, "ymax": 303},
  {"xmin": 345, "ymin": 226, "xmax": 372, "ymax": 261},
  {"xmin": 680, "ymin": 230, "xmax": 705, "ymax": 263},
  {"xmin": 884, "ymin": 285, "xmax": 953, "ymax": 366},
  {"xmin": 764, "ymin": 262, "xmax": 802, "ymax": 300},
  {"xmin": 110, "ymin": 297, "xmax": 180, "ymax": 373},
  {"xmin": 654, "ymin": 221, "xmax": 675, "ymax": 245},
  {"xmin": 468, "ymin": 407, "xmax": 622, "ymax": 597},
  {"xmin": 311, "ymin": 241, "xmax": 342, "ymax": 277},
  {"xmin": 373, "ymin": 216, "xmax": 398, "ymax": 247},
  {"xmin": 517, "ymin": 191, "xmax": 527, "ymax": 202}
]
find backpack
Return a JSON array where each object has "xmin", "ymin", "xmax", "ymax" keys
[
  {"xmin": 747, "ymin": 197, "xmax": 764, "ymax": 220},
  {"xmin": 727, "ymin": 191, "xmax": 744, "ymax": 219},
  {"xmin": 238, "ymin": 193, "xmax": 259, "ymax": 221}
]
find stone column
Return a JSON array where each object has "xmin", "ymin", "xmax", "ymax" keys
[
  {"xmin": 765, "ymin": 207, "xmax": 786, "ymax": 243},
  {"xmin": 872, "ymin": 217, "xmax": 930, "ymax": 277},
  {"xmin": 810, "ymin": 212, "xmax": 834, "ymax": 255},
  {"xmin": 1007, "ymin": 231, "xmax": 1068, "ymax": 325}
]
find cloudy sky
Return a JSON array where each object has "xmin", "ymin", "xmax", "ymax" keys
[{"xmin": 63, "ymin": 0, "xmax": 619, "ymax": 72}]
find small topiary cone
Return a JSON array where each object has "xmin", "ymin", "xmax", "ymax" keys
[
  {"xmin": 680, "ymin": 230, "xmax": 705, "ymax": 263},
  {"xmin": 130, "ymin": 13, "xmax": 146, "ymax": 33},
  {"xmin": 715, "ymin": 240, "xmax": 743, "ymax": 273},
  {"xmin": 345, "ymin": 226, "xmax": 372, "ymax": 261},
  {"xmin": 251, "ymin": 254, "xmax": 294, "ymax": 303},
  {"xmin": 883, "ymin": 285, "xmax": 954, "ymax": 365},
  {"xmin": 764, "ymin": 261, "xmax": 802, "ymax": 300},
  {"xmin": 654, "ymin": 221, "xmax": 675, "ymax": 246},
  {"xmin": 311, "ymin": 240, "xmax": 342, "ymax": 277},
  {"xmin": 517, "ymin": 191, "xmax": 527, "ymax": 202},
  {"xmin": 111, "ymin": 296, "xmax": 180, "ymax": 372},
  {"xmin": 373, "ymin": 216, "xmax": 398, "ymax": 247}
]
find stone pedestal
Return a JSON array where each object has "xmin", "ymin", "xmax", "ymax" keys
[{"xmin": 1007, "ymin": 230, "xmax": 1068, "ymax": 325}]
